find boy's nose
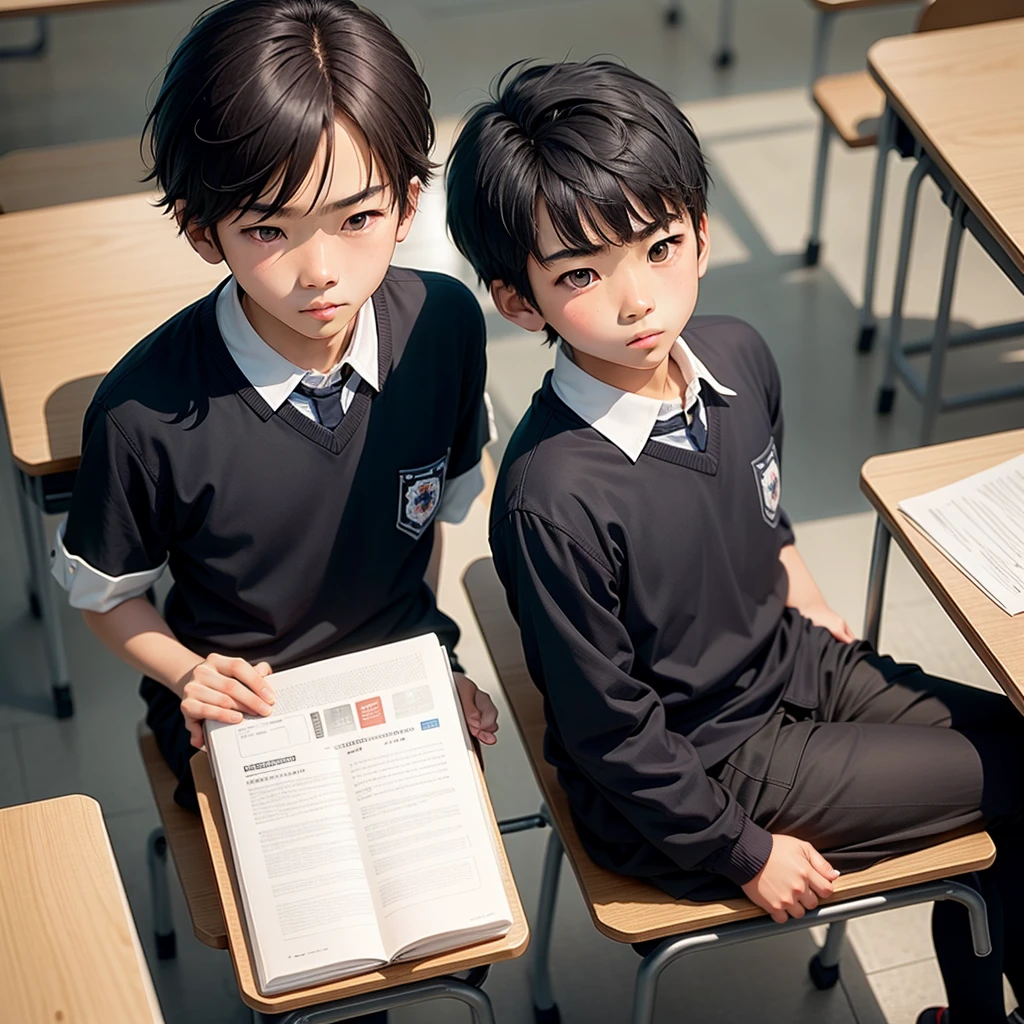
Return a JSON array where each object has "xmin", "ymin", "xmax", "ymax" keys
[
  {"xmin": 299, "ymin": 237, "xmax": 339, "ymax": 290},
  {"xmin": 620, "ymin": 285, "xmax": 655, "ymax": 323}
]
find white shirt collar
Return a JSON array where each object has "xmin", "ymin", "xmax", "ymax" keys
[
  {"xmin": 215, "ymin": 278, "xmax": 379, "ymax": 412},
  {"xmin": 551, "ymin": 336, "xmax": 737, "ymax": 463}
]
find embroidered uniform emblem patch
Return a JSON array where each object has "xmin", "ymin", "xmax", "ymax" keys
[
  {"xmin": 396, "ymin": 453, "xmax": 449, "ymax": 539},
  {"xmin": 751, "ymin": 437, "xmax": 782, "ymax": 527}
]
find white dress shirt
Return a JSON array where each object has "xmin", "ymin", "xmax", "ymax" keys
[{"xmin": 550, "ymin": 336, "xmax": 738, "ymax": 462}]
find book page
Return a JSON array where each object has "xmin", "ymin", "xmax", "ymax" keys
[
  {"xmin": 207, "ymin": 695, "xmax": 386, "ymax": 991},
  {"xmin": 333, "ymin": 649, "xmax": 512, "ymax": 960},
  {"xmin": 899, "ymin": 453, "xmax": 1024, "ymax": 616}
]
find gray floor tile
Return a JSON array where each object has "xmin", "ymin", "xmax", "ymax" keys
[{"xmin": 0, "ymin": 727, "xmax": 28, "ymax": 808}]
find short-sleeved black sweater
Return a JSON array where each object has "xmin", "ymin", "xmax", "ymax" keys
[
  {"xmin": 64, "ymin": 267, "xmax": 489, "ymax": 667},
  {"xmin": 490, "ymin": 316, "xmax": 843, "ymax": 893}
]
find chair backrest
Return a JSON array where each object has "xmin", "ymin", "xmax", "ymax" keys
[{"xmin": 916, "ymin": 0, "xmax": 1024, "ymax": 32}]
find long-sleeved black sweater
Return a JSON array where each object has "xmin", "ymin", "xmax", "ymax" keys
[{"xmin": 490, "ymin": 316, "xmax": 835, "ymax": 894}]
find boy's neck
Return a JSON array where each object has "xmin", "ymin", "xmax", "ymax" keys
[
  {"xmin": 241, "ymin": 292, "xmax": 358, "ymax": 374},
  {"xmin": 569, "ymin": 343, "xmax": 690, "ymax": 402}
]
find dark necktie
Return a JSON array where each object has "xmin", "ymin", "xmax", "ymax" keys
[
  {"xmin": 650, "ymin": 399, "xmax": 707, "ymax": 451},
  {"xmin": 294, "ymin": 370, "xmax": 350, "ymax": 430}
]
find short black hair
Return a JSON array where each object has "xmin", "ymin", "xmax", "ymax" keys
[
  {"xmin": 144, "ymin": 0, "xmax": 434, "ymax": 234},
  {"xmin": 445, "ymin": 59, "xmax": 710, "ymax": 342}
]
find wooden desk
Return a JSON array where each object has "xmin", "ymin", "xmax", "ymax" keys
[
  {"xmin": 869, "ymin": 19, "xmax": 1024, "ymax": 278},
  {"xmin": 191, "ymin": 751, "xmax": 529, "ymax": 1016},
  {"xmin": 0, "ymin": 794, "xmax": 164, "ymax": 1023},
  {"xmin": 860, "ymin": 428, "xmax": 1024, "ymax": 713},
  {"xmin": 861, "ymin": 18, "xmax": 1024, "ymax": 443},
  {"xmin": 0, "ymin": 191, "xmax": 224, "ymax": 476}
]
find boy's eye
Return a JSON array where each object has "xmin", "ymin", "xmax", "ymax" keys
[
  {"xmin": 344, "ymin": 211, "xmax": 381, "ymax": 231},
  {"xmin": 560, "ymin": 268, "xmax": 595, "ymax": 290},
  {"xmin": 648, "ymin": 236, "xmax": 682, "ymax": 263},
  {"xmin": 248, "ymin": 226, "xmax": 283, "ymax": 243}
]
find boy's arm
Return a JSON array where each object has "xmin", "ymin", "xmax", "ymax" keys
[
  {"xmin": 778, "ymin": 544, "xmax": 855, "ymax": 643},
  {"xmin": 82, "ymin": 597, "xmax": 274, "ymax": 748},
  {"xmin": 493, "ymin": 509, "xmax": 773, "ymax": 886}
]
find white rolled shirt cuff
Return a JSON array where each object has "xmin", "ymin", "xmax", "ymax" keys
[{"xmin": 50, "ymin": 518, "xmax": 167, "ymax": 613}]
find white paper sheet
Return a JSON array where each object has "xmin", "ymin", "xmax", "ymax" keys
[{"xmin": 898, "ymin": 453, "xmax": 1024, "ymax": 616}]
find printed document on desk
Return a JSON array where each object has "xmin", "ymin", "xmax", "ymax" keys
[
  {"xmin": 899, "ymin": 453, "xmax": 1024, "ymax": 616},
  {"xmin": 204, "ymin": 633, "xmax": 511, "ymax": 995}
]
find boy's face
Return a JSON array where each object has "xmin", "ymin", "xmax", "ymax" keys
[
  {"xmin": 493, "ymin": 200, "xmax": 710, "ymax": 382},
  {"xmin": 183, "ymin": 113, "xmax": 419, "ymax": 362}
]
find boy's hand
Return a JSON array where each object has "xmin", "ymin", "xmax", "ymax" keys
[
  {"xmin": 741, "ymin": 834, "xmax": 840, "ymax": 923},
  {"xmin": 802, "ymin": 602, "xmax": 856, "ymax": 644},
  {"xmin": 453, "ymin": 672, "xmax": 499, "ymax": 746},
  {"xmin": 179, "ymin": 654, "xmax": 276, "ymax": 749}
]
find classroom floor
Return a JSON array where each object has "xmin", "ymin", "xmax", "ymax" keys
[{"xmin": 1, "ymin": 0, "xmax": 1023, "ymax": 1022}]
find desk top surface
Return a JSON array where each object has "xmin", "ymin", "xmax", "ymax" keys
[
  {"xmin": 0, "ymin": 192, "xmax": 224, "ymax": 474},
  {"xmin": 0, "ymin": 0, "xmax": 138, "ymax": 18},
  {"xmin": 861, "ymin": 428, "xmax": 1024, "ymax": 713},
  {"xmin": 0, "ymin": 794, "xmax": 164, "ymax": 1022},
  {"xmin": 868, "ymin": 19, "xmax": 1024, "ymax": 276}
]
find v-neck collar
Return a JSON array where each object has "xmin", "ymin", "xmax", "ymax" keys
[{"xmin": 202, "ymin": 279, "xmax": 394, "ymax": 455}]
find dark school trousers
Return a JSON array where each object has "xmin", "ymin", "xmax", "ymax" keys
[{"xmin": 713, "ymin": 640, "xmax": 1024, "ymax": 1023}]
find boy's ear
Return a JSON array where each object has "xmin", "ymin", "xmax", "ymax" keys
[
  {"xmin": 490, "ymin": 281, "xmax": 547, "ymax": 333},
  {"xmin": 696, "ymin": 212, "xmax": 711, "ymax": 279},
  {"xmin": 175, "ymin": 202, "xmax": 224, "ymax": 266},
  {"xmin": 395, "ymin": 177, "xmax": 421, "ymax": 243}
]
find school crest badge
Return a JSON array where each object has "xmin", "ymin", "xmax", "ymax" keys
[
  {"xmin": 751, "ymin": 438, "xmax": 782, "ymax": 527},
  {"xmin": 396, "ymin": 453, "xmax": 449, "ymax": 539}
]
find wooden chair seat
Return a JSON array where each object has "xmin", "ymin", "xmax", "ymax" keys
[
  {"xmin": 137, "ymin": 724, "xmax": 227, "ymax": 949},
  {"xmin": 463, "ymin": 556, "xmax": 996, "ymax": 946},
  {"xmin": 0, "ymin": 136, "xmax": 147, "ymax": 214},
  {"xmin": 812, "ymin": 70, "xmax": 884, "ymax": 148}
]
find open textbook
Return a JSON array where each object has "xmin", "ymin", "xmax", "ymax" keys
[
  {"xmin": 898, "ymin": 453, "xmax": 1024, "ymax": 616},
  {"xmin": 204, "ymin": 633, "xmax": 512, "ymax": 995}
]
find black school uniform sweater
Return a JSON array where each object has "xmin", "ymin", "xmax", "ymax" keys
[
  {"xmin": 64, "ymin": 267, "xmax": 489, "ymax": 668},
  {"xmin": 490, "ymin": 316, "xmax": 835, "ymax": 893}
]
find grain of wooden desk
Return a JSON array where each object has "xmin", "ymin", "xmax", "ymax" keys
[
  {"xmin": 0, "ymin": 794, "xmax": 164, "ymax": 1023},
  {"xmin": 860, "ymin": 428, "xmax": 1024, "ymax": 713},
  {"xmin": 860, "ymin": 19, "xmax": 1024, "ymax": 442},
  {"xmin": 191, "ymin": 751, "xmax": 529, "ymax": 1020},
  {"xmin": 0, "ymin": 191, "xmax": 223, "ymax": 716}
]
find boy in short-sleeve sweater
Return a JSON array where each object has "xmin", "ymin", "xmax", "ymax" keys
[
  {"xmin": 445, "ymin": 60, "xmax": 1024, "ymax": 1024},
  {"xmin": 53, "ymin": 0, "xmax": 498, "ymax": 819}
]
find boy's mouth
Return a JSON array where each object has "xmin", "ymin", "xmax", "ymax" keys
[
  {"xmin": 627, "ymin": 330, "xmax": 663, "ymax": 350},
  {"xmin": 301, "ymin": 303, "xmax": 341, "ymax": 321}
]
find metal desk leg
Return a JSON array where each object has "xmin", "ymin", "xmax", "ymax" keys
[
  {"xmin": 23, "ymin": 473, "xmax": 73, "ymax": 717},
  {"xmin": 804, "ymin": 119, "xmax": 832, "ymax": 267},
  {"xmin": 863, "ymin": 517, "xmax": 892, "ymax": 650},
  {"xmin": 531, "ymin": 823, "xmax": 564, "ymax": 1023},
  {"xmin": 14, "ymin": 469, "xmax": 42, "ymax": 616},
  {"xmin": 878, "ymin": 154, "xmax": 930, "ymax": 414},
  {"xmin": 920, "ymin": 196, "xmax": 966, "ymax": 447},
  {"xmin": 809, "ymin": 8, "xmax": 836, "ymax": 84},
  {"xmin": 714, "ymin": 0, "xmax": 735, "ymax": 67},
  {"xmin": 856, "ymin": 105, "xmax": 897, "ymax": 354}
]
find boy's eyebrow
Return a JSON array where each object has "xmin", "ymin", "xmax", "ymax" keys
[
  {"xmin": 539, "ymin": 219, "xmax": 684, "ymax": 264},
  {"xmin": 246, "ymin": 183, "xmax": 387, "ymax": 219}
]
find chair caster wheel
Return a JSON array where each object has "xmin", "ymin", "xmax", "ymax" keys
[
  {"xmin": 534, "ymin": 1005, "xmax": 561, "ymax": 1024},
  {"xmin": 156, "ymin": 931, "xmax": 177, "ymax": 960},
  {"xmin": 665, "ymin": 5, "xmax": 681, "ymax": 25},
  {"xmin": 803, "ymin": 240, "xmax": 821, "ymax": 267},
  {"xmin": 29, "ymin": 591, "xmax": 41, "ymax": 618},
  {"xmin": 809, "ymin": 954, "xmax": 840, "ymax": 990},
  {"xmin": 857, "ymin": 324, "xmax": 876, "ymax": 353},
  {"xmin": 714, "ymin": 48, "xmax": 734, "ymax": 68},
  {"xmin": 877, "ymin": 387, "xmax": 895, "ymax": 415}
]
